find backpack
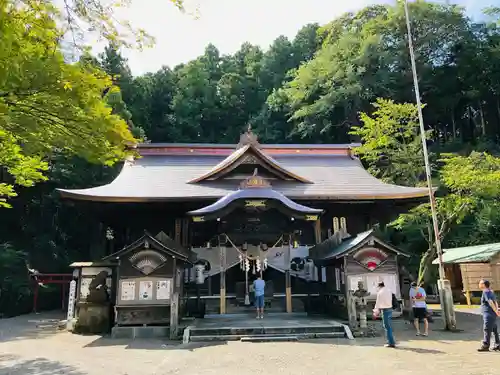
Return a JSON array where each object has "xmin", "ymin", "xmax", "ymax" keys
[{"xmin": 391, "ymin": 293, "xmax": 399, "ymax": 310}]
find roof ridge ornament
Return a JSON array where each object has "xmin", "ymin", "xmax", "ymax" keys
[{"xmin": 237, "ymin": 124, "xmax": 260, "ymax": 149}]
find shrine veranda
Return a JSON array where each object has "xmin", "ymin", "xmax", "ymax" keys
[{"xmin": 61, "ymin": 129, "xmax": 427, "ymax": 335}]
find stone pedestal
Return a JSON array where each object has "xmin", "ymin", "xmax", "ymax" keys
[{"xmin": 74, "ymin": 302, "xmax": 111, "ymax": 334}]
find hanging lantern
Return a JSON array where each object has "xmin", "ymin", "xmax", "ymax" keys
[
  {"xmin": 245, "ymin": 258, "xmax": 250, "ymax": 272},
  {"xmin": 239, "ymin": 254, "xmax": 243, "ymax": 270},
  {"xmin": 256, "ymin": 258, "xmax": 261, "ymax": 272},
  {"xmin": 242, "ymin": 242, "xmax": 248, "ymax": 251},
  {"xmin": 263, "ymin": 258, "xmax": 268, "ymax": 270},
  {"xmin": 194, "ymin": 263, "xmax": 206, "ymax": 285},
  {"xmin": 304, "ymin": 259, "xmax": 315, "ymax": 281},
  {"xmin": 260, "ymin": 243, "xmax": 268, "ymax": 252}
]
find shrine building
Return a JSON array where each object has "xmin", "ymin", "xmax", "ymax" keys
[{"xmin": 59, "ymin": 128, "xmax": 427, "ymax": 334}]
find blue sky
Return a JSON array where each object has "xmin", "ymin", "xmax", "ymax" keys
[{"xmin": 111, "ymin": 0, "xmax": 498, "ymax": 75}]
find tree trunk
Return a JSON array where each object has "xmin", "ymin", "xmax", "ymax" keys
[
  {"xmin": 451, "ymin": 109, "xmax": 456, "ymax": 140},
  {"xmin": 479, "ymin": 101, "xmax": 486, "ymax": 136}
]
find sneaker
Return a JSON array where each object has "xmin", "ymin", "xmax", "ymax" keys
[
  {"xmin": 384, "ymin": 344, "xmax": 396, "ymax": 348},
  {"xmin": 416, "ymin": 332, "xmax": 421, "ymax": 336},
  {"xmin": 477, "ymin": 346, "xmax": 490, "ymax": 352},
  {"xmin": 422, "ymin": 333, "xmax": 428, "ymax": 337},
  {"xmin": 492, "ymin": 346, "xmax": 500, "ymax": 351}
]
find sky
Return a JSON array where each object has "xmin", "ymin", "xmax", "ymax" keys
[{"xmin": 108, "ymin": 0, "xmax": 498, "ymax": 75}]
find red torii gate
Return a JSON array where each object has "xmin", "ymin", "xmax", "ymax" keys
[{"xmin": 30, "ymin": 273, "xmax": 73, "ymax": 313}]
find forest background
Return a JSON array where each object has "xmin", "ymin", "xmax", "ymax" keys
[{"xmin": 1, "ymin": 0, "xmax": 500, "ymax": 316}]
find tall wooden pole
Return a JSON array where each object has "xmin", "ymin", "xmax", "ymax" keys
[{"xmin": 403, "ymin": 0, "xmax": 455, "ymax": 330}]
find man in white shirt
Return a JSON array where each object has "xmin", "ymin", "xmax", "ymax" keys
[{"xmin": 373, "ymin": 281, "xmax": 396, "ymax": 347}]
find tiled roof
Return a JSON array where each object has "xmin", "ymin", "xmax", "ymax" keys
[
  {"xmin": 310, "ymin": 230, "xmax": 409, "ymax": 261},
  {"xmin": 58, "ymin": 144, "xmax": 429, "ymax": 202},
  {"xmin": 432, "ymin": 243, "xmax": 500, "ymax": 264}
]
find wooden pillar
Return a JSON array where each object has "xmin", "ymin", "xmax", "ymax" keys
[
  {"xmin": 285, "ymin": 234, "xmax": 292, "ymax": 313},
  {"xmin": 314, "ymin": 218, "xmax": 322, "ymax": 244},
  {"xmin": 174, "ymin": 219, "xmax": 182, "ymax": 245},
  {"xmin": 465, "ymin": 290, "xmax": 472, "ymax": 306},
  {"xmin": 170, "ymin": 257, "xmax": 179, "ymax": 339},
  {"xmin": 219, "ymin": 238, "xmax": 226, "ymax": 314}
]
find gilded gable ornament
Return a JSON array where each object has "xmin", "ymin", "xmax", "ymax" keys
[{"xmin": 240, "ymin": 168, "xmax": 271, "ymax": 189}]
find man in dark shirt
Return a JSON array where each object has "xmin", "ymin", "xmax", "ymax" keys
[{"xmin": 478, "ymin": 279, "xmax": 500, "ymax": 352}]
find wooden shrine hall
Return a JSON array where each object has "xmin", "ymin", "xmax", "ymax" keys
[{"xmin": 59, "ymin": 127, "xmax": 428, "ymax": 330}]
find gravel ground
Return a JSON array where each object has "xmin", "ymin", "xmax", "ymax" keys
[{"xmin": 0, "ymin": 311, "xmax": 499, "ymax": 375}]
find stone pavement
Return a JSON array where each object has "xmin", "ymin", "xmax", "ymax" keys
[{"xmin": 0, "ymin": 311, "xmax": 499, "ymax": 375}]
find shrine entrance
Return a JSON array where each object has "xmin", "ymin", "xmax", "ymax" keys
[{"xmin": 187, "ymin": 172, "xmax": 323, "ymax": 315}]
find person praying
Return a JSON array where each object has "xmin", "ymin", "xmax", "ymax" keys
[{"xmin": 253, "ymin": 275, "xmax": 266, "ymax": 319}]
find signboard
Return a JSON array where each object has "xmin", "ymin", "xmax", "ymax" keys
[
  {"xmin": 121, "ymin": 281, "xmax": 136, "ymax": 301},
  {"xmin": 353, "ymin": 247, "xmax": 388, "ymax": 271},
  {"xmin": 156, "ymin": 280, "xmax": 171, "ymax": 300},
  {"xmin": 66, "ymin": 280, "xmax": 76, "ymax": 321},
  {"xmin": 139, "ymin": 280, "xmax": 153, "ymax": 300}
]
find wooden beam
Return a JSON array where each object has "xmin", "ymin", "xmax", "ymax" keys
[
  {"xmin": 170, "ymin": 257, "xmax": 179, "ymax": 339},
  {"xmin": 219, "ymin": 244, "xmax": 226, "ymax": 314}
]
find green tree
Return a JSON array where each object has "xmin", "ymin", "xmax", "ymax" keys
[
  {"xmin": 0, "ymin": 0, "xmax": 135, "ymax": 206},
  {"xmin": 350, "ymin": 98, "xmax": 428, "ymax": 186},
  {"xmin": 391, "ymin": 152, "xmax": 500, "ymax": 284}
]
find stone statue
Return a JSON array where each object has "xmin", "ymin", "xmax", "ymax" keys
[
  {"xmin": 86, "ymin": 271, "xmax": 109, "ymax": 303},
  {"xmin": 353, "ymin": 280, "xmax": 370, "ymax": 330}
]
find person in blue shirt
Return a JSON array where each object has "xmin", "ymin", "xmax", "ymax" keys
[
  {"xmin": 253, "ymin": 275, "xmax": 266, "ymax": 319},
  {"xmin": 478, "ymin": 279, "xmax": 500, "ymax": 352},
  {"xmin": 409, "ymin": 281, "xmax": 429, "ymax": 336}
]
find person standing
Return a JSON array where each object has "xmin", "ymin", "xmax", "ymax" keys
[
  {"xmin": 373, "ymin": 281, "xmax": 396, "ymax": 348},
  {"xmin": 253, "ymin": 275, "xmax": 266, "ymax": 319},
  {"xmin": 477, "ymin": 279, "xmax": 500, "ymax": 352},
  {"xmin": 409, "ymin": 281, "xmax": 429, "ymax": 336}
]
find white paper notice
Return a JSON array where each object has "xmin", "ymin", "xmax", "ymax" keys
[
  {"xmin": 156, "ymin": 280, "xmax": 171, "ymax": 300},
  {"xmin": 139, "ymin": 280, "xmax": 153, "ymax": 300},
  {"xmin": 121, "ymin": 281, "xmax": 136, "ymax": 301},
  {"xmin": 80, "ymin": 278, "xmax": 91, "ymax": 299}
]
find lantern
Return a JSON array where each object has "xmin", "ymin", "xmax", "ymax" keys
[
  {"xmin": 194, "ymin": 263, "xmax": 205, "ymax": 285},
  {"xmin": 304, "ymin": 259, "xmax": 315, "ymax": 281}
]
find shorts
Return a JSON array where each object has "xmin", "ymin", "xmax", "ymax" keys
[
  {"xmin": 413, "ymin": 307, "xmax": 427, "ymax": 321},
  {"xmin": 255, "ymin": 295, "xmax": 265, "ymax": 308}
]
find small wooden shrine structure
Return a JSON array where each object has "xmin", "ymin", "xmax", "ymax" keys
[
  {"xmin": 104, "ymin": 232, "xmax": 193, "ymax": 338},
  {"xmin": 433, "ymin": 242, "xmax": 500, "ymax": 305},
  {"xmin": 310, "ymin": 229, "xmax": 408, "ymax": 319}
]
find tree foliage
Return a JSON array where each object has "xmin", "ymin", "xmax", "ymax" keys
[{"xmin": 0, "ymin": 0, "xmax": 135, "ymax": 207}]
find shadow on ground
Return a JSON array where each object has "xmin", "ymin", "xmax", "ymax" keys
[
  {"xmin": 0, "ymin": 354, "xmax": 85, "ymax": 375},
  {"xmin": 84, "ymin": 336, "xmax": 228, "ymax": 351}
]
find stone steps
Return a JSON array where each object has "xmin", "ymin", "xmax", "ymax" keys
[{"xmin": 184, "ymin": 323, "xmax": 349, "ymax": 343}]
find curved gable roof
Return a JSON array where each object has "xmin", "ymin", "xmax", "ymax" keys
[{"xmin": 187, "ymin": 144, "xmax": 312, "ymax": 184}]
